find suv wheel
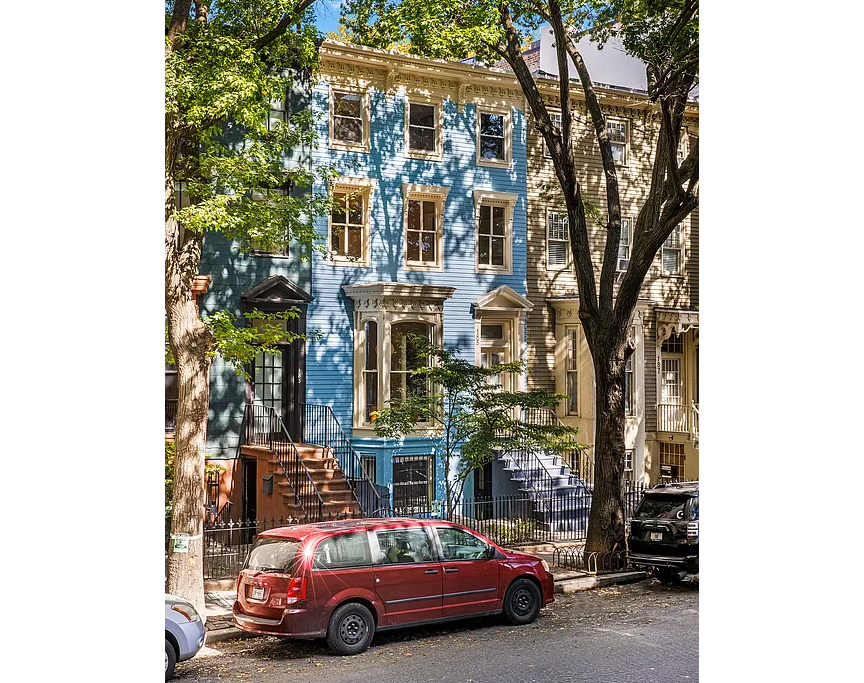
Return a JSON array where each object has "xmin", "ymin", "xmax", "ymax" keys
[
  {"xmin": 655, "ymin": 568, "xmax": 684, "ymax": 585},
  {"xmin": 503, "ymin": 578, "xmax": 542, "ymax": 625},
  {"xmin": 326, "ymin": 602, "xmax": 375, "ymax": 655},
  {"xmin": 165, "ymin": 638, "xmax": 177, "ymax": 681}
]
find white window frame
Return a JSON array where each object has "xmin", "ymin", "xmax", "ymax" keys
[
  {"xmin": 617, "ymin": 216, "xmax": 632, "ymax": 273},
  {"xmin": 327, "ymin": 177, "xmax": 376, "ymax": 267},
  {"xmin": 564, "ymin": 326, "xmax": 580, "ymax": 416},
  {"xmin": 606, "ymin": 117, "xmax": 630, "ymax": 166},
  {"xmin": 402, "ymin": 184, "xmax": 449, "ymax": 272},
  {"xmin": 624, "ymin": 449, "xmax": 634, "ymax": 482},
  {"xmin": 405, "ymin": 98, "xmax": 443, "ymax": 161},
  {"xmin": 267, "ymin": 91, "xmax": 287, "ymax": 132},
  {"xmin": 661, "ymin": 222, "xmax": 684, "ymax": 276},
  {"xmin": 474, "ymin": 190, "xmax": 517, "ymax": 275},
  {"xmin": 546, "ymin": 210, "xmax": 569, "ymax": 269},
  {"xmin": 543, "ymin": 111, "xmax": 563, "ymax": 158},
  {"xmin": 329, "ymin": 86, "xmax": 370, "ymax": 153},
  {"xmin": 476, "ymin": 107, "xmax": 512, "ymax": 167}
]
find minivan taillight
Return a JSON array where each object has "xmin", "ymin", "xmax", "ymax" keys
[{"xmin": 285, "ymin": 576, "xmax": 307, "ymax": 605}]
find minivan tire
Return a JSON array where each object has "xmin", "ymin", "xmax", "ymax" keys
[
  {"xmin": 326, "ymin": 602, "xmax": 375, "ymax": 655},
  {"xmin": 165, "ymin": 638, "xmax": 177, "ymax": 681},
  {"xmin": 503, "ymin": 578, "xmax": 541, "ymax": 625}
]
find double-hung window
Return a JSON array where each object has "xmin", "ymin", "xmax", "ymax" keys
[
  {"xmin": 547, "ymin": 211, "xmax": 569, "ymax": 269},
  {"xmin": 331, "ymin": 88, "xmax": 369, "ymax": 152},
  {"xmin": 607, "ymin": 118, "xmax": 629, "ymax": 166},
  {"xmin": 406, "ymin": 100, "xmax": 441, "ymax": 159},
  {"xmin": 662, "ymin": 224, "xmax": 683, "ymax": 275},
  {"xmin": 329, "ymin": 178, "xmax": 375, "ymax": 266},
  {"xmin": 267, "ymin": 92, "xmax": 287, "ymax": 132},
  {"xmin": 544, "ymin": 111, "xmax": 563, "ymax": 157},
  {"xmin": 477, "ymin": 109, "xmax": 511, "ymax": 165},
  {"xmin": 617, "ymin": 217, "xmax": 632, "ymax": 273},
  {"xmin": 403, "ymin": 184, "xmax": 448, "ymax": 270},
  {"xmin": 475, "ymin": 190, "xmax": 517, "ymax": 274}
]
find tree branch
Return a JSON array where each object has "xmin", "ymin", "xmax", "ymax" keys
[{"xmin": 253, "ymin": 0, "xmax": 318, "ymax": 51}]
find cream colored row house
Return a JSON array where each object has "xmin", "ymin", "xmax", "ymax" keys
[{"xmin": 519, "ymin": 31, "xmax": 699, "ymax": 484}]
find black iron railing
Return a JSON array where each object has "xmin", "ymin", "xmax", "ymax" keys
[
  {"xmin": 242, "ymin": 404, "xmax": 324, "ymax": 522},
  {"xmin": 165, "ymin": 399, "xmax": 178, "ymax": 432},
  {"xmin": 302, "ymin": 403, "xmax": 384, "ymax": 516},
  {"xmin": 523, "ymin": 407, "xmax": 593, "ymax": 484}
]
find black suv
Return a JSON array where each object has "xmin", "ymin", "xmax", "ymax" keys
[{"xmin": 628, "ymin": 482, "xmax": 699, "ymax": 585}]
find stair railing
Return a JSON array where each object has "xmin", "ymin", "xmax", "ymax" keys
[
  {"xmin": 243, "ymin": 404, "xmax": 324, "ymax": 522},
  {"xmin": 302, "ymin": 404, "xmax": 383, "ymax": 516},
  {"xmin": 524, "ymin": 407, "xmax": 592, "ymax": 485}
]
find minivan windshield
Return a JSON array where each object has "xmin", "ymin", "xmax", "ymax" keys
[
  {"xmin": 635, "ymin": 495, "xmax": 691, "ymax": 520},
  {"xmin": 244, "ymin": 538, "xmax": 301, "ymax": 573}
]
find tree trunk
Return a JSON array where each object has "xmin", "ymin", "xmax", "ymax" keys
[
  {"xmin": 584, "ymin": 331, "xmax": 628, "ymax": 554},
  {"xmin": 165, "ymin": 297, "xmax": 213, "ymax": 619}
]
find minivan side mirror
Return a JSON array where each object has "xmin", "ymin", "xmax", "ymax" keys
[{"xmin": 484, "ymin": 546, "xmax": 496, "ymax": 560}]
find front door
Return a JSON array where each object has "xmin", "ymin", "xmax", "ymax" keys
[
  {"xmin": 372, "ymin": 527, "xmax": 442, "ymax": 626},
  {"xmin": 473, "ymin": 463, "xmax": 493, "ymax": 520},
  {"xmin": 433, "ymin": 526, "xmax": 500, "ymax": 618}
]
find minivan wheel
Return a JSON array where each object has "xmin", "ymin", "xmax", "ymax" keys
[
  {"xmin": 165, "ymin": 638, "xmax": 177, "ymax": 681},
  {"xmin": 326, "ymin": 602, "xmax": 375, "ymax": 655},
  {"xmin": 503, "ymin": 578, "xmax": 542, "ymax": 625}
]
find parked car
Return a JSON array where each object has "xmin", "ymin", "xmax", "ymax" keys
[
  {"xmin": 628, "ymin": 481, "xmax": 699, "ymax": 585},
  {"xmin": 232, "ymin": 517, "xmax": 555, "ymax": 655},
  {"xmin": 165, "ymin": 594, "xmax": 206, "ymax": 681}
]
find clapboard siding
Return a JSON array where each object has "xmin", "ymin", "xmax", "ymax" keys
[{"xmin": 305, "ymin": 63, "xmax": 528, "ymax": 494}]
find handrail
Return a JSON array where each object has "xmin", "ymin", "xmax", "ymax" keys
[
  {"xmin": 243, "ymin": 404, "xmax": 324, "ymax": 522},
  {"xmin": 523, "ymin": 407, "xmax": 591, "ymax": 485},
  {"xmin": 302, "ymin": 403, "xmax": 383, "ymax": 516}
]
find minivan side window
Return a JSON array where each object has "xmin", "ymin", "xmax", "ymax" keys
[
  {"xmin": 313, "ymin": 532, "xmax": 372, "ymax": 570},
  {"xmin": 435, "ymin": 527, "xmax": 490, "ymax": 561},
  {"xmin": 375, "ymin": 528, "xmax": 434, "ymax": 564}
]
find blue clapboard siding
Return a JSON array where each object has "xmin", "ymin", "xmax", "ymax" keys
[{"xmin": 305, "ymin": 82, "xmax": 528, "ymax": 499}]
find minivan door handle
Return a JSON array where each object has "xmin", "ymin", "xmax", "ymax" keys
[
  {"xmin": 424, "ymin": 569, "xmax": 439, "ymax": 574},
  {"xmin": 444, "ymin": 568, "xmax": 459, "ymax": 573}
]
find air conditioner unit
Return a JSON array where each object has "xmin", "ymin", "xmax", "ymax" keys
[{"xmin": 617, "ymin": 258, "xmax": 630, "ymax": 272}]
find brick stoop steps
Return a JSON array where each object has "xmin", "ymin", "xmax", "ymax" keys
[{"xmin": 260, "ymin": 443, "xmax": 361, "ymax": 520}]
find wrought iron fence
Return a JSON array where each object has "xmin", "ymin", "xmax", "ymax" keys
[{"xmin": 165, "ymin": 399, "xmax": 178, "ymax": 432}]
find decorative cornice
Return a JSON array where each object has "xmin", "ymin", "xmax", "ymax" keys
[
  {"xmin": 343, "ymin": 281, "xmax": 457, "ymax": 308},
  {"xmin": 656, "ymin": 308, "xmax": 699, "ymax": 343}
]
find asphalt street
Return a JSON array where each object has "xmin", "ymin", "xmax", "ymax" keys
[{"xmin": 176, "ymin": 578, "xmax": 698, "ymax": 683}]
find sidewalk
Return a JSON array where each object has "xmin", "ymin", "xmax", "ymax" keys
[{"xmin": 203, "ymin": 543, "xmax": 646, "ymax": 644}]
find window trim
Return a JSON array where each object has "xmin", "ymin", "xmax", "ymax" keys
[
  {"xmin": 327, "ymin": 177, "xmax": 376, "ymax": 267},
  {"xmin": 617, "ymin": 216, "xmax": 633, "ymax": 273},
  {"xmin": 404, "ymin": 98, "xmax": 443, "ymax": 161},
  {"xmin": 606, "ymin": 116, "xmax": 630, "ymax": 167},
  {"xmin": 474, "ymin": 190, "xmax": 517, "ymax": 275},
  {"xmin": 661, "ymin": 221, "xmax": 685, "ymax": 277},
  {"xmin": 546, "ymin": 209, "xmax": 569, "ymax": 270},
  {"xmin": 329, "ymin": 86, "xmax": 370, "ymax": 153},
  {"xmin": 564, "ymin": 325, "xmax": 580, "ymax": 416},
  {"xmin": 402, "ymin": 183, "xmax": 449, "ymax": 272},
  {"xmin": 543, "ymin": 110, "xmax": 563, "ymax": 158},
  {"xmin": 391, "ymin": 454, "xmax": 435, "ymax": 513},
  {"xmin": 475, "ymin": 107, "xmax": 512, "ymax": 168}
]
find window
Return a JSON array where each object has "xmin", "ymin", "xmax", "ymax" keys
[
  {"xmin": 617, "ymin": 217, "xmax": 631, "ymax": 272},
  {"xmin": 474, "ymin": 191, "xmax": 517, "ymax": 274},
  {"xmin": 330, "ymin": 89, "xmax": 368, "ymax": 151},
  {"xmin": 403, "ymin": 184, "xmax": 448, "ymax": 270},
  {"xmin": 624, "ymin": 450, "xmax": 634, "ymax": 483},
  {"xmin": 313, "ymin": 532, "xmax": 372, "ymax": 570},
  {"xmin": 544, "ymin": 111, "xmax": 563, "ymax": 157},
  {"xmin": 607, "ymin": 118, "xmax": 629, "ymax": 165},
  {"xmin": 547, "ymin": 211, "xmax": 569, "ymax": 269},
  {"xmin": 362, "ymin": 321, "xmax": 378, "ymax": 422},
  {"xmin": 662, "ymin": 224, "xmax": 683, "ymax": 275},
  {"xmin": 660, "ymin": 442, "xmax": 686, "ymax": 481},
  {"xmin": 390, "ymin": 322, "xmax": 432, "ymax": 403},
  {"xmin": 406, "ymin": 100, "xmax": 440, "ymax": 158},
  {"xmin": 361, "ymin": 455, "xmax": 377, "ymax": 483},
  {"xmin": 434, "ymin": 526, "xmax": 491, "ymax": 561},
  {"xmin": 479, "ymin": 320, "xmax": 510, "ymax": 389},
  {"xmin": 267, "ymin": 92, "xmax": 286, "ymax": 132},
  {"xmin": 253, "ymin": 351, "xmax": 283, "ymax": 416},
  {"xmin": 624, "ymin": 354, "xmax": 634, "ymax": 416},
  {"xmin": 478, "ymin": 204, "xmax": 506, "ymax": 268},
  {"xmin": 328, "ymin": 178, "xmax": 375, "ymax": 266},
  {"xmin": 566, "ymin": 327, "xmax": 579, "ymax": 415},
  {"xmin": 376, "ymin": 528, "xmax": 434, "ymax": 564},
  {"xmin": 392, "ymin": 455, "xmax": 434, "ymax": 512},
  {"xmin": 477, "ymin": 109, "xmax": 511, "ymax": 165}
]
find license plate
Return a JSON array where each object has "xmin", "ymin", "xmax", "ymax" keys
[
  {"xmin": 251, "ymin": 586, "xmax": 265, "ymax": 600},
  {"xmin": 650, "ymin": 532, "xmax": 663, "ymax": 541}
]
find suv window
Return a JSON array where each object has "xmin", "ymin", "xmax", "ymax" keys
[
  {"xmin": 634, "ymin": 495, "xmax": 691, "ymax": 520},
  {"xmin": 245, "ymin": 538, "xmax": 301, "ymax": 573},
  {"xmin": 689, "ymin": 496, "xmax": 699, "ymax": 521},
  {"xmin": 435, "ymin": 527, "xmax": 490, "ymax": 561},
  {"xmin": 376, "ymin": 528, "xmax": 434, "ymax": 564},
  {"xmin": 313, "ymin": 532, "xmax": 372, "ymax": 570}
]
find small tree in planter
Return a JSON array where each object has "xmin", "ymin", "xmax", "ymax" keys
[{"xmin": 372, "ymin": 342, "xmax": 587, "ymax": 520}]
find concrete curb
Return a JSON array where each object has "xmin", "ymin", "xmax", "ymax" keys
[{"xmin": 202, "ymin": 570, "xmax": 647, "ymax": 644}]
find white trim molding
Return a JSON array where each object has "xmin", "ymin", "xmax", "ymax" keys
[
  {"xmin": 473, "ymin": 189, "xmax": 518, "ymax": 275},
  {"xmin": 327, "ymin": 177, "xmax": 378, "ymax": 267},
  {"xmin": 401, "ymin": 183, "xmax": 450, "ymax": 272},
  {"xmin": 472, "ymin": 285, "xmax": 532, "ymax": 392}
]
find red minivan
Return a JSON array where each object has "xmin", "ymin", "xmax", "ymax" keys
[{"xmin": 233, "ymin": 518, "xmax": 555, "ymax": 654}]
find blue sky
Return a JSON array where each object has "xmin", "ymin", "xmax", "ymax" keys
[{"xmin": 313, "ymin": 0, "xmax": 343, "ymax": 36}]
